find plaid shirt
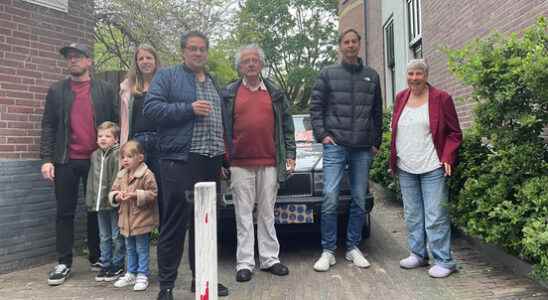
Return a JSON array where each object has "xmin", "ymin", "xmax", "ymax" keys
[{"xmin": 190, "ymin": 77, "xmax": 225, "ymax": 157}]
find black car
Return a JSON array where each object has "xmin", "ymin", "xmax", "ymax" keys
[{"xmin": 220, "ymin": 114, "xmax": 372, "ymax": 238}]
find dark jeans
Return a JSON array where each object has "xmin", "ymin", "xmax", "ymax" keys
[
  {"xmin": 157, "ymin": 153, "xmax": 222, "ymax": 290},
  {"xmin": 54, "ymin": 160, "xmax": 100, "ymax": 267},
  {"xmin": 133, "ymin": 131, "xmax": 163, "ymax": 223}
]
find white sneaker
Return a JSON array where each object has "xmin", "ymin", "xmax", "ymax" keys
[
  {"xmin": 133, "ymin": 273, "xmax": 149, "ymax": 291},
  {"xmin": 345, "ymin": 248, "xmax": 370, "ymax": 268},
  {"xmin": 428, "ymin": 265, "xmax": 456, "ymax": 278},
  {"xmin": 313, "ymin": 251, "xmax": 336, "ymax": 272},
  {"xmin": 113, "ymin": 272, "xmax": 136, "ymax": 288},
  {"xmin": 399, "ymin": 254, "xmax": 428, "ymax": 269}
]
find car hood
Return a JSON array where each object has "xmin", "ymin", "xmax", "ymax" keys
[{"xmin": 294, "ymin": 142, "xmax": 323, "ymax": 172}]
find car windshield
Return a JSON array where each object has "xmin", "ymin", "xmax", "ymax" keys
[{"xmin": 293, "ymin": 115, "xmax": 314, "ymax": 143}]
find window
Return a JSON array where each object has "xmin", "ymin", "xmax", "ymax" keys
[
  {"xmin": 407, "ymin": 0, "xmax": 422, "ymax": 58},
  {"xmin": 384, "ymin": 18, "xmax": 396, "ymax": 103},
  {"xmin": 22, "ymin": 0, "xmax": 68, "ymax": 13}
]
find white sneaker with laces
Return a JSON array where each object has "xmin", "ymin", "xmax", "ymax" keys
[
  {"xmin": 313, "ymin": 251, "xmax": 336, "ymax": 272},
  {"xmin": 345, "ymin": 248, "xmax": 370, "ymax": 268},
  {"xmin": 113, "ymin": 272, "xmax": 136, "ymax": 288},
  {"xmin": 133, "ymin": 273, "xmax": 149, "ymax": 291},
  {"xmin": 399, "ymin": 254, "xmax": 428, "ymax": 269}
]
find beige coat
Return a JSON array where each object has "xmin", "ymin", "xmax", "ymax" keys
[{"xmin": 109, "ymin": 163, "xmax": 159, "ymax": 237}]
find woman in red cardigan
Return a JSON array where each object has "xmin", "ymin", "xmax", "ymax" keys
[{"xmin": 389, "ymin": 59, "xmax": 463, "ymax": 278}]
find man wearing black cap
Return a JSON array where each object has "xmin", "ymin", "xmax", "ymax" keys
[{"xmin": 40, "ymin": 43, "xmax": 118, "ymax": 286}]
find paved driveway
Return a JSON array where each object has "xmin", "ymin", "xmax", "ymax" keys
[{"xmin": 0, "ymin": 186, "xmax": 546, "ymax": 300}]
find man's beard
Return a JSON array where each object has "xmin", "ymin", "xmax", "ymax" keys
[{"xmin": 70, "ymin": 67, "xmax": 87, "ymax": 77}]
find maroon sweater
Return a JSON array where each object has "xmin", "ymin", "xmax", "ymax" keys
[
  {"xmin": 69, "ymin": 80, "xmax": 96, "ymax": 159},
  {"xmin": 231, "ymin": 84, "xmax": 276, "ymax": 167}
]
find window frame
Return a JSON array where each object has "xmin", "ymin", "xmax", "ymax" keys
[
  {"xmin": 406, "ymin": 0, "xmax": 422, "ymax": 58},
  {"xmin": 22, "ymin": 0, "xmax": 68, "ymax": 13}
]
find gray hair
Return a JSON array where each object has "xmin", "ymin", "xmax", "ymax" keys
[
  {"xmin": 234, "ymin": 44, "xmax": 266, "ymax": 69},
  {"xmin": 406, "ymin": 59, "xmax": 429, "ymax": 74}
]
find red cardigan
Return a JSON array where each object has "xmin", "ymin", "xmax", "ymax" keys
[{"xmin": 389, "ymin": 85, "xmax": 463, "ymax": 174}]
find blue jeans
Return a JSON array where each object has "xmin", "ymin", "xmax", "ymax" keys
[
  {"xmin": 321, "ymin": 144, "xmax": 373, "ymax": 252},
  {"xmin": 398, "ymin": 167, "xmax": 455, "ymax": 269},
  {"xmin": 126, "ymin": 233, "xmax": 150, "ymax": 275},
  {"xmin": 97, "ymin": 210, "xmax": 125, "ymax": 268}
]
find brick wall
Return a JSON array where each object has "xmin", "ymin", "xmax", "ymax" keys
[
  {"xmin": 363, "ymin": 0, "xmax": 385, "ymax": 105},
  {"xmin": 422, "ymin": 0, "xmax": 548, "ymax": 128},
  {"xmin": 0, "ymin": 0, "xmax": 94, "ymax": 160},
  {"xmin": 0, "ymin": 0, "xmax": 94, "ymax": 273}
]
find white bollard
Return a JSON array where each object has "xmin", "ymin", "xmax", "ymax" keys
[{"xmin": 194, "ymin": 182, "xmax": 218, "ymax": 300}]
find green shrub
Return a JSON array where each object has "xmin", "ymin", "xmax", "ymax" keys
[
  {"xmin": 370, "ymin": 110, "xmax": 400, "ymax": 197},
  {"xmin": 445, "ymin": 17, "xmax": 548, "ymax": 279},
  {"xmin": 520, "ymin": 176, "xmax": 548, "ymax": 279}
]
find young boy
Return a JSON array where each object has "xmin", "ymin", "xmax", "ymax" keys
[
  {"xmin": 110, "ymin": 140, "xmax": 158, "ymax": 291},
  {"xmin": 85, "ymin": 121, "xmax": 125, "ymax": 282}
]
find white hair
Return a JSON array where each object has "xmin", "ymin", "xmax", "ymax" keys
[
  {"xmin": 234, "ymin": 44, "xmax": 265, "ymax": 69},
  {"xmin": 407, "ymin": 59, "xmax": 429, "ymax": 74}
]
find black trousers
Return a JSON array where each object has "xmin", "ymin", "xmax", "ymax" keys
[
  {"xmin": 157, "ymin": 153, "xmax": 222, "ymax": 290},
  {"xmin": 54, "ymin": 160, "xmax": 100, "ymax": 267}
]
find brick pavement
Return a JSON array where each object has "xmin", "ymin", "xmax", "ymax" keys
[{"xmin": 0, "ymin": 185, "xmax": 547, "ymax": 300}]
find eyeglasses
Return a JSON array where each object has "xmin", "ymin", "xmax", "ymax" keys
[
  {"xmin": 241, "ymin": 58, "xmax": 261, "ymax": 65},
  {"xmin": 185, "ymin": 46, "xmax": 208, "ymax": 53}
]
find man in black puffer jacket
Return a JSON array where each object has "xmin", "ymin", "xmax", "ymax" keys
[{"xmin": 310, "ymin": 29, "xmax": 383, "ymax": 272}]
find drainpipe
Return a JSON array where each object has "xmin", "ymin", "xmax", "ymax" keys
[{"xmin": 363, "ymin": 0, "xmax": 368, "ymax": 65}]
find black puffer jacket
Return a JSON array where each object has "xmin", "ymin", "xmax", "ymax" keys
[{"xmin": 309, "ymin": 58, "xmax": 383, "ymax": 149}]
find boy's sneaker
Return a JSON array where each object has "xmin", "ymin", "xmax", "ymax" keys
[
  {"xmin": 313, "ymin": 251, "xmax": 336, "ymax": 272},
  {"xmin": 90, "ymin": 261, "xmax": 104, "ymax": 272},
  {"xmin": 114, "ymin": 273, "xmax": 136, "ymax": 288},
  {"xmin": 133, "ymin": 273, "xmax": 149, "ymax": 291},
  {"xmin": 48, "ymin": 264, "xmax": 71, "ymax": 286},
  {"xmin": 104, "ymin": 265, "xmax": 124, "ymax": 282},
  {"xmin": 345, "ymin": 248, "xmax": 371, "ymax": 268},
  {"xmin": 95, "ymin": 267, "xmax": 109, "ymax": 282}
]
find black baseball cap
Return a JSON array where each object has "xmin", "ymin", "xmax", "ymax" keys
[{"xmin": 59, "ymin": 43, "xmax": 91, "ymax": 58}]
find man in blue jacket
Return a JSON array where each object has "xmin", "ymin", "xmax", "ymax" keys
[{"xmin": 144, "ymin": 31, "xmax": 228, "ymax": 300}]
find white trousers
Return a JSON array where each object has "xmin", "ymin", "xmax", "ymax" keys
[{"xmin": 230, "ymin": 166, "xmax": 280, "ymax": 271}]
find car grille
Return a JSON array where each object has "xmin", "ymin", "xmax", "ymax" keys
[{"xmin": 277, "ymin": 172, "xmax": 312, "ymax": 196}]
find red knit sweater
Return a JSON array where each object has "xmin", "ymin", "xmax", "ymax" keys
[
  {"xmin": 231, "ymin": 84, "xmax": 276, "ymax": 167},
  {"xmin": 69, "ymin": 80, "xmax": 96, "ymax": 159}
]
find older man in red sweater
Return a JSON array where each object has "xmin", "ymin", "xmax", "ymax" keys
[{"xmin": 222, "ymin": 44, "xmax": 296, "ymax": 283}]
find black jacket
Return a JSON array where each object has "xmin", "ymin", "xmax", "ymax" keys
[
  {"xmin": 309, "ymin": 58, "xmax": 383, "ymax": 148},
  {"xmin": 221, "ymin": 78, "xmax": 296, "ymax": 182},
  {"xmin": 40, "ymin": 78, "xmax": 118, "ymax": 164}
]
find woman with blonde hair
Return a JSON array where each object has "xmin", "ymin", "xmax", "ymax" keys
[{"xmin": 119, "ymin": 45, "xmax": 162, "ymax": 215}]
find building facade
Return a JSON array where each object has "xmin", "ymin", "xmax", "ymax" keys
[
  {"xmin": 340, "ymin": 0, "xmax": 548, "ymax": 129},
  {"xmin": 0, "ymin": 0, "xmax": 94, "ymax": 273}
]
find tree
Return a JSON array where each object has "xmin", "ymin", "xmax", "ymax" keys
[
  {"xmin": 233, "ymin": 0, "xmax": 338, "ymax": 113},
  {"xmin": 94, "ymin": 0, "xmax": 238, "ymax": 85}
]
